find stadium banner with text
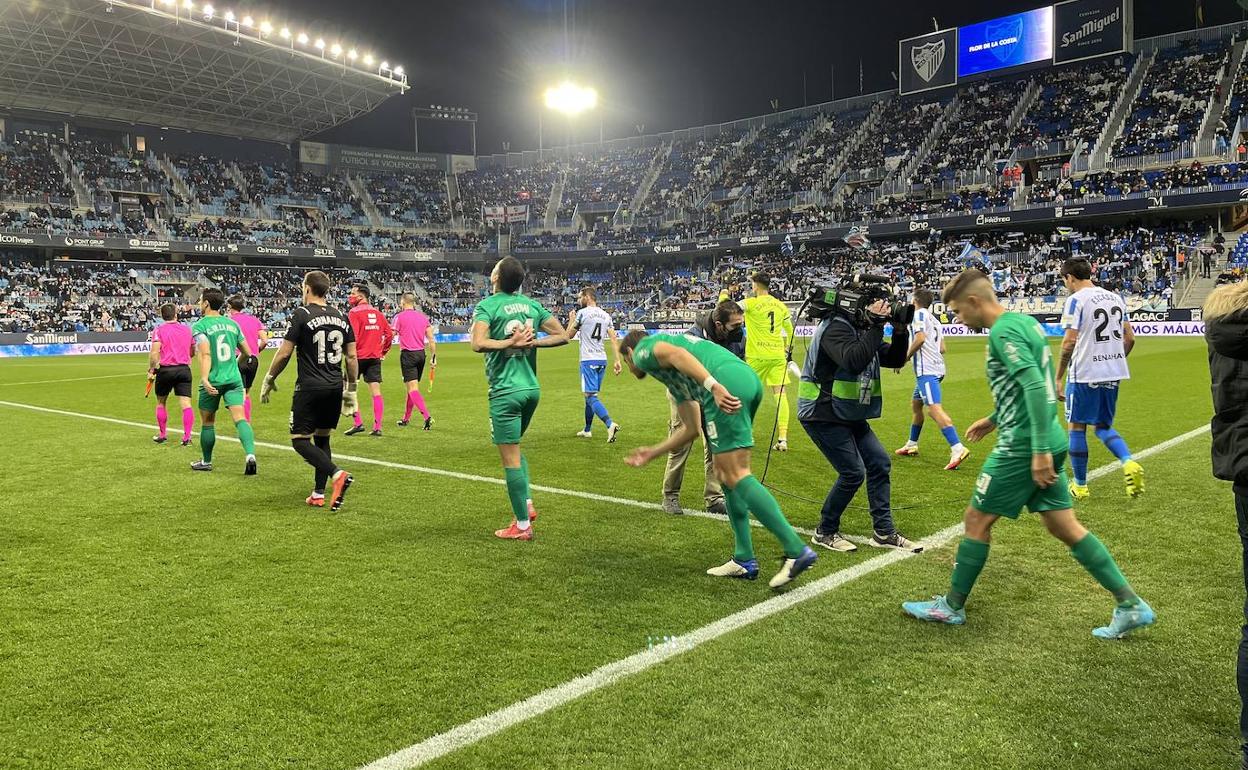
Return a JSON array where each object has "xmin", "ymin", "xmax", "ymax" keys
[
  {"xmin": 299, "ymin": 141, "xmax": 447, "ymax": 173},
  {"xmin": 958, "ymin": 6, "xmax": 1055, "ymax": 78},
  {"xmin": 1053, "ymin": 0, "xmax": 1131, "ymax": 65}
]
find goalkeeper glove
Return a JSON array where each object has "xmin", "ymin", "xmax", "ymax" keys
[
  {"xmin": 260, "ymin": 374, "xmax": 277, "ymax": 404},
  {"xmin": 341, "ymin": 383, "xmax": 358, "ymax": 416}
]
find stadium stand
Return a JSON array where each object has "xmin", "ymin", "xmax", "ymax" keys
[{"xmin": 1113, "ymin": 38, "xmax": 1231, "ymax": 159}]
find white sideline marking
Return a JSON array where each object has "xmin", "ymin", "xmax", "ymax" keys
[
  {"xmin": 0, "ymin": 399, "xmax": 821, "ymax": 536},
  {"xmin": 0, "ymin": 399, "xmax": 1210, "ymax": 770},
  {"xmin": 0, "ymin": 373, "xmax": 137, "ymax": 387},
  {"xmin": 354, "ymin": 423, "xmax": 1212, "ymax": 769}
]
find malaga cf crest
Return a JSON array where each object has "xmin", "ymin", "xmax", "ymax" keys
[
  {"xmin": 911, "ymin": 39, "xmax": 946, "ymax": 83},
  {"xmin": 986, "ymin": 16, "xmax": 1023, "ymax": 63}
]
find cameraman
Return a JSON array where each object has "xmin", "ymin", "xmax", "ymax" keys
[
  {"xmin": 662, "ymin": 300, "xmax": 745, "ymax": 515},
  {"xmin": 797, "ymin": 291, "xmax": 922, "ymax": 553}
]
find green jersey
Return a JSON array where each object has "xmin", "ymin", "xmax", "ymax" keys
[
  {"xmin": 985, "ymin": 312, "xmax": 1066, "ymax": 458},
  {"xmin": 192, "ymin": 315, "xmax": 245, "ymax": 386},
  {"xmin": 632, "ymin": 333, "xmax": 747, "ymax": 408},
  {"xmin": 472, "ymin": 292, "xmax": 553, "ymax": 398}
]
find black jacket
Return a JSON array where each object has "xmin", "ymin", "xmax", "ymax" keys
[
  {"xmin": 1207, "ymin": 303, "xmax": 1248, "ymax": 494},
  {"xmin": 686, "ymin": 312, "xmax": 746, "ymax": 360},
  {"xmin": 820, "ymin": 318, "xmax": 910, "ymax": 376}
]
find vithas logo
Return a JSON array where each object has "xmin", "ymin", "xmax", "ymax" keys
[{"xmin": 911, "ymin": 39, "xmax": 946, "ymax": 83}]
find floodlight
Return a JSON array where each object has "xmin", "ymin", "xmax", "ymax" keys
[
  {"xmin": 296, "ymin": 32, "xmax": 308, "ymax": 44},
  {"xmin": 202, "ymin": 3, "xmax": 214, "ymax": 18},
  {"xmin": 223, "ymin": 10, "xmax": 234, "ymax": 22},
  {"xmin": 259, "ymin": 20, "xmax": 272, "ymax": 34},
  {"xmin": 241, "ymin": 15, "xmax": 253, "ymax": 27},
  {"xmin": 314, "ymin": 38, "xmax": 325, "ymax": 50},
  {"xmin": 394, "ymin": 65, "xmax": 404, "ymax": 76},
  {"xmin": 160, "ymin": 0, "xmax": 175, "ymax": 7},
  {"xmin": 347, "ymin": 49, "xmax": 358, "ymax": 60},
  {"xmin": 363, "ymin": 54, "xmax": 374, "ymax": 65},
  {"xmin": 182, "ymin": 0, "xmax": 193, "ymax": 8},
  {"xmin": 380, "ymin": 60, "xmax": 390, "ymax": 70},
  {"xmin": 544, "ymin": 81, "xmax": 598, "ymax": 115},
  {"xmin": 330, "ymin": 43, "xmax": 342, "ymax": 56},
  {"xmin": 279, "ymin": 26, "xmax": 290, "ymax": 38}
]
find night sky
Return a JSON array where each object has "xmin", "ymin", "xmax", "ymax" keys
[{"xmin": 297, "ymin": 0, "xmax": 1248, "ymax": 155}]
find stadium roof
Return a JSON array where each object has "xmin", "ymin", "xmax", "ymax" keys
[{"xmin": 0, "ymin": 0, "xmax": 409, "ymax": 145}]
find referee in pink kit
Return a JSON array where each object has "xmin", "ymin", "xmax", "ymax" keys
[{"xmin": 392, "ymin": 292, "xmax": 436, "ymax": 430}]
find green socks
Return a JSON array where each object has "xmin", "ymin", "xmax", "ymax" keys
[
  {"xmin": 504, "ymin": 466, "xmax": 530, "ymax": 523},
  {"xmin": 735, "ymin": 475, "xmax": 805, "ymax": 558},
  {"xmin": 723, "ymin": 486, "xmax": 755, "ymax": 563},
  {"xmin": 235, "ymin": 420, "xmax": 256, "ymax": 456},
  {"xmin": 948, "ymin": 537, "xmax": 990, "ymax": 610},
  {"xmin": 1071, "ymin": 532, "xmax": 1139, "ymax": 607},
  {"xmin": 200, "ymin": 425, "xmax": 216, "ymax": 463}
]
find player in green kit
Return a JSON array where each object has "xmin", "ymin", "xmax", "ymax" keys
[
  {"xmin": 619, "ymin": 330, "xmax": 818, "ymax": 589},
  {"xmin": 190, "ymin": 288, "xmax": 260, "ymax": 474},
  {"xmin": 471, "ymin": 256, "xmax": 572, "ymax": 540},
  {"xmin": 902, "ymin": 270, "xmax": 1154, "ymax": 639}
]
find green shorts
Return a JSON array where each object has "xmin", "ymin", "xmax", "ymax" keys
[
  {"xmin": 703, "ymin": 361, "xmax": 763, "ymax": 455},
  {"xmin": 749, "ymin": 357, "xmax": 789, "ymax": 388},
  {"xmin": 198, "ymin": 379, "xmax": 246, "ymax": 412},
  {"xmin": 489, "ymin": 389, "xmax": 540, "ymax": 445},
  {"xmin": 971, "ymin": 448, "xmax": 1072, "ymax": 519}
]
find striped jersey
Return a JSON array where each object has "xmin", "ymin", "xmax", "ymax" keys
[
  {"xmin": 574, "ymin": 306, "xmax": 613, "ymax": 362},
  {"xmin": 1061, "ymin": 286, "xmax": 1130, "ymax": 384},
  {"xmin": 910, "ymin": 308, "xmax": 945, "ymax": 377},
  {"xmin": 985, "ymin": 313, "xmax": 1066, "ymax": 458}
]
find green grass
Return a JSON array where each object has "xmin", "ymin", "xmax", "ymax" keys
[{"xmin": 0, "ymin": 337, "xmax": 1238, "ymax": 769}]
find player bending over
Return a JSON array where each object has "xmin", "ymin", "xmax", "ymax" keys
[
  {"xmin": 903, "ymin": 270, "xmax": 1154, "ymax": 639},
  {"xmin": 1055, "ymin": 258, "xmax": 1144, "ymax": 500},
  {"xmin": 567, "ymin": 286, "xmax": 622, "ymax": 442},
  {"xmin": 148, "ymin": 303, "xmax": 195, "ymax": 447},
  {"xmin": 190, "ymin": 288, "xmax": 258, "ymax": 475},
  {"xmin": 227, "ymin": 294, "xmax": 268, "ymax": 422},
  {"xmin": 895, "ymin": 288, "xmax": 970, "ymax": 470},
  {"xmin": 620, "ymin": 330, "xmax": 818, "ymax": 589},
  {"xmin": 392, "ymin": 293, "xmax": 435, "ymax": 430},
  {"xmin": 260, "ymin": 270, "xmax": 358, "ymax": 511},
  {"xmin": 344, "ymin": 285, "xmax": 393, "ymax": 437},
  {"xmin": 723, "ymin": 272, "xmax": 796, "ymax": 452},
  {"xmin": 471, "ymin": 256, "xmax": 572, "ymax": 540}
]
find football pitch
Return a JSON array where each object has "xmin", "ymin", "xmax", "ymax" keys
[{"xmin": 0, "ymin": 336, "xmax": 1238, "ymax": 769}]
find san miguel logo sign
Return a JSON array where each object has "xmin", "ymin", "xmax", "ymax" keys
[{"xmin": 911, "ymin": 39, "xmax": 946, "ymax": 82}]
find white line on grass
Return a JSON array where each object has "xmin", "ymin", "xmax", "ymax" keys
[
  {"xmin": 0, "ymin": 399, "xmax": 821, "ymax": 537},
  {"xmin": 0, "ymin": 399, "xmax": 1210, "ymax": 767},
  {"xmin": 0, "ymin": 373, "xmax": 138, "ymax": 387},
  {"xmin": 354, "ymin": 422, "xmax": 1212, "ymax": 770}
]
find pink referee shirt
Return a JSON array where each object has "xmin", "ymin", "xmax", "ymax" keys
[
  {"xmin": 152, "ymin": 321, "xmax": 193, "ymax": 367},
  {"xmin": 392, "ymin": 309, "xmax": 430, "ymax": 351},
  {"xmin": 230, "ymin": 312, "xmax": 265, "ymax": 356}
]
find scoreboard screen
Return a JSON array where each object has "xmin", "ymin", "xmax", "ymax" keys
[{"xmin": 957, "ymin": 6, "xmax": 1055, "ymax": 78}]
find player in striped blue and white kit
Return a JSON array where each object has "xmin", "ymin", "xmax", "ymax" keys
[
  {"xmin": 895, "ymin": 289, "xmax": 971, "ymax": 470},
  {"xmin": 1055, "ymin": 259, "xmax": 1144, "ymax": 500},
  {"xmin": 567, "ymin": 287, "xmax": 622, "ymax": 442}
]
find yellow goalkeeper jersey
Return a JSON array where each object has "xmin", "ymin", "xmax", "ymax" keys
[{"xmin": 741, "ymin": 294, "xmax": 793, "ymax": 361}]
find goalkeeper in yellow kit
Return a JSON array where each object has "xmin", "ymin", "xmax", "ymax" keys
[{"xmin": 721, "ymin": 272, "xmax": 795, "ymax": 451}]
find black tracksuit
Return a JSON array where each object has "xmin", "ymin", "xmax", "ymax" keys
[{"xmin": 1206, "ymin": 301, "xmax": 1248, "ymax": 766}]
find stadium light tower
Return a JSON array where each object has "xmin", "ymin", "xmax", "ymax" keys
[{"xmin": 539, "ymin": 80, "xmax": 600, "ymax": 150}]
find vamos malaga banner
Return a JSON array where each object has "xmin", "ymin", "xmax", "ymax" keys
[{"xmin": 0, "ymin": 312, "xmax": 1207, "ymax": 358}]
